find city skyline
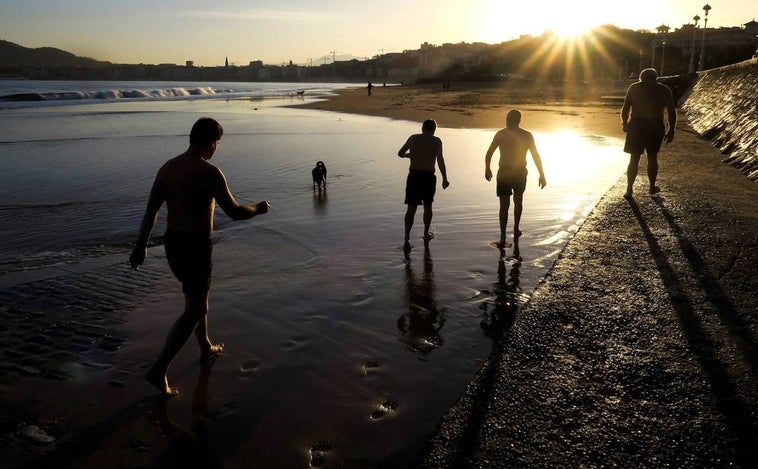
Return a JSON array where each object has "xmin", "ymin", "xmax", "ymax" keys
[{"xmin": 1, "ymin": 0, "xmax": 755, "ymax": 67}]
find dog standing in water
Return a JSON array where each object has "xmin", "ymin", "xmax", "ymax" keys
[{"xmin": 312, "ymin": 161, "xmax": 327, "ymax": 190}]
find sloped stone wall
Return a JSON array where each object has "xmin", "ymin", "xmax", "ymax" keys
[{"xmin": 680, "ymin": 58, "xmax": 758, "ymax": 181}]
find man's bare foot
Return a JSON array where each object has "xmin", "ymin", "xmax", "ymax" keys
[
  {"xmin": 624, "ymin": 191, "xmax": 633, "ymax": 200},
  {"xmin": 514, "ymin": 229, "xmax": 523, "ymax": 238},
  {"xmin": 200, "ymin": 343, "xmax": 224, "ymax": 364},
  {"xmin": 496, "ymin": 239, "xmax": 512, "ymax": 249},
  {"xmin": 423, "ymin": 232, "xmax": 434, "ymax": 241},
  {"xmin": 649, "ymin": 185, "xmax": 661, "ymax": 195},
  {"xmin": 403, "ymin": 241, "xmax": 412, "ymax": 253},
  {"xmin": 146, "ymin": 368, "xmax": 179, "ymax": 397}
]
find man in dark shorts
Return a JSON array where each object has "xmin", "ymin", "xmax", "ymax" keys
[
  {"xmin": 398, "ymin": 119, "xmax": 450, "ymax": 252},
  {"xmin": 130, "ymin": 117, "xmax": 270, "ymax": 396},
  {"xmin": 621, "ymin": 67, "xmax": 676, "ymax": 198},
  {"xmin": 485, "ymin": 109, "xmax": 546, "ymax": 249}
]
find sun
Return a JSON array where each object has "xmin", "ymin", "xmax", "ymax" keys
[{"xmin": 549, "ymin": 22, "xmax": 591, "ymax": 40}]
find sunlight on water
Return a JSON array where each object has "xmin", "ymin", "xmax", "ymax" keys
[{"xmin": 538, "ymin": 130, "xmax": 622, "ymax": 187}]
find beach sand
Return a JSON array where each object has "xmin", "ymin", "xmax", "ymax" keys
[
  {"xmin": 295, "ymin": 81, "xmax": 626, "ymax": 137},
  {"xmin": 3, "ymin": 81, "xmax": 755, "ymax": 467}
]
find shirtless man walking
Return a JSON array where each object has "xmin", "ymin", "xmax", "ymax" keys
[
  {"xmin": 621, "ymin": 67, "xmax": 676, "ymax": 198},
  {"xmin": 130, "ymin": 117, "xmax": 270, "ymax": 396},
  {"xmin": 398, "ymin": 119, "xmax": 450, "ymax": 252},
  {"xmin": 485, "ymin": 109, "xmax": 546, "ymax": 248}
]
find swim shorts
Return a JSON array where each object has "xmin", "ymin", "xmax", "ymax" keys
[
  {"xmin": 623, "ymin": 117, "xmax": 665, "ymax": 155},
  {"xmin": 496, "ymin": 167, "xmax": 527, "ymax": 197},
  {"xmin": 404, "ymin": 170, "xmax": 437, "ymax": 205},
  {"xmin": 164, "ymin": 228, "xmax": 212, "ymax": 294}
]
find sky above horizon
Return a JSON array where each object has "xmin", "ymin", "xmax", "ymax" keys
[{"xmin": 1, "ymin": 0, "xmax": 755, "ymax": 67}]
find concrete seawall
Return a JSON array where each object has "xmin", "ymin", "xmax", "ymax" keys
[{"xmin": 680, "ymin": 58, "xmax": 758, "ymax": 181}]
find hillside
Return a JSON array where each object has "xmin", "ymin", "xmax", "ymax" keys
[{"xmin": 0, "ymin": 39, "xmax": 111, "ymax": 68}]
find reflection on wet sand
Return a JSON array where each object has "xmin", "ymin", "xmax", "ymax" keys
[
  {"xmin": 313, "ymin": 185, "xmax": 327, "ymax": 211},
  {"xmin": 481, "ymin": 237, "xmax": 522, "ymax": 339},
  {"xmin": 149, "ymin": 362, "xmax": 215, "ymax": 466},
  {"xmin": 398, "ymin": 242, "xmax": 446, "ymax": 356}
]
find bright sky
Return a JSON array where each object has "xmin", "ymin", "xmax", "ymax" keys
[{"xmin": 1, "ymin": 0, "xmax": 755, "ymax": 66}]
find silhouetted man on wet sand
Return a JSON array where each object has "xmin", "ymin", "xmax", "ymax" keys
[
  {"xmin": 621, "ymin": 67, "xmax": 676, "ymax": 198},
  {"xmin": 398, "ymin": 119, "xmax": 450, "ymax": 252},
  {"xmin": 130, "ymin": 117, "xmax": 270, "ymax": 397},
  {"xmin": 485, "ymin": 109, "xmax": 546, "ymax": 249}
]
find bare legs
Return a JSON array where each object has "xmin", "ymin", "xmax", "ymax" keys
[
  {"xmin": 626, "ymin": 153, "xmax": 641, "ymax": 198},
  {"xmin": 404, "ymin": 202, "xmax": 433, "ymax": 251},
  {"xmin": 626, "ymin": 152, "xmax": 659, "ymax": 198},
  {"xmin": 498, "ymin": 195, "xmax": 523, "ymax": 247},
  {"xmin": 647, "ymin": 154, "xmax": 660, "ymax": 194},
  {"xmin": 146, "ymin": 289, "xmax": 222, "ymax": 397}
]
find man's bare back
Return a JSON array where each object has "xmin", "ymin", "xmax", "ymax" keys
[
  {"xmin": 622, "ymin": 80, "xmax": 676, "ymax": 123},
  {"xmin": 487, "ymin": 127, "xmax": 533, "ymax": 172},
  {"xmin": 399, "ymin": 133, "xmax": 444, "ymax": 173}
]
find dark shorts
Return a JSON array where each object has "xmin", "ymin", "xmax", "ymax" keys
[
  {"xmin": 164, "ymin": 228, "xmax": 212, "ymax": 294},
  {"xmin": 624, "ymin": 118, "xmax": 665, "ymax": 155},
  {"xmin": 404, "ymin": 170, "xmax": 436, "ymax": 205},
  {"xmin": 496, "ymin": 168, "xmax": 527, "ymax": 197}
]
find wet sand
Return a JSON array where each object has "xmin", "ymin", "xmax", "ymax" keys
[
  {"xmin": 302, "ymin": 82, "xmax": 758, "ymax": 466},
  {"xmin": 6, "ymin": 80, "xmax": 746, "ymax": 468}
]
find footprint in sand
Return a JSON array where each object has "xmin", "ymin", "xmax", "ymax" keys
[
  {"xmin": 239, "ymin": 359, "xmax": 260, "ymax": 374},
  {"xmin": 370, "ymin": 398, "xmax": 399, "ymax": 420},
  {"xmin": 309, "ymin": 440, "xmax": 332, "ymax": 467},
  {"xmin": 361, "ymin": 360, "xmax": 379, "ymax": 376},
  {"xmin": 282, "ymin": 336, "xmax": 310, "ymax": 352}
]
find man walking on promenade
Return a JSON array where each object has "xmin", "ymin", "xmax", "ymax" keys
[
  {"xmin": 485, "ymin": 109, "xmax": 546, "ymax": 248},
  {"xmin": 621, "ymin": 67, "xmax": 677, "ymax": 198},
  {"xmin": 130, "ymin": 117, "xmax": 270, "ymax": 396},
  {"xmin": 398, "ymin": 119, "xmax": 450, "ymax": 252}
]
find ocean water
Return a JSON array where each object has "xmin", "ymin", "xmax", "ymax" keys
[{"xmin": 0, "ymin": 81, "xmax": 627, "ymax": 467}]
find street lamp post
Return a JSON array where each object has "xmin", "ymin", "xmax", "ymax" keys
[
  {"xmin": 698, "ymin": 4, "xmax": 712, "ymax": 71},
  {"xmin": 639, "ymin": 50, "xmax": 643, "ymax": 73},
  {"xmin": 688, "ymin": 15, "xmax": 700, "ymax": 73},
  {"xmin": 660, "ymin": 40, "xmax": 666, "ymax": 76}
]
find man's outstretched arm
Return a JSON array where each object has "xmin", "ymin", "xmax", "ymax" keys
[{"xmin": 213, "ymin": 168, "xmax": 270, "ymax": 220}]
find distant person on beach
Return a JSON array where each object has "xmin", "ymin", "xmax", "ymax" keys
[
  {"xmin": 398, "ymin": 119, "xmax": 450, "ymax": 252},
  {"xmin": 485, "ymin": 109, "xmax": 546, "ymax": 248},
  {"xmin": 129, "ymin": 117, "xmax": 270, "ymax": 397},
  {"xmin": 621, "ymin": 67, "xmax": 676, "ymax": 198},
  {"xmin": 367, "ymin": 82, "xmax": 373, "ymax": 96}
]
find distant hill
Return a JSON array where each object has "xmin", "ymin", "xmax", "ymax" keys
[{"xmin": 0, "ymin": 39, "xmax": 111, "ymax": 68}]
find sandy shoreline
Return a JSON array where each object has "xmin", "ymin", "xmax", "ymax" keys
[{"xmin": 295, "ymin": 82, "xmax": 627, "ymax": 138}]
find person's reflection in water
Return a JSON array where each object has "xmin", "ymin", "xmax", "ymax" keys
[
  {"xmin": 149, "ymin": 362, "xmax": 216, "ymax": 466},
  {"xmin": 481, "ymin": 237, "xmax": 522, "ymax": 339},
  {"xmin": 397, "ymin": 240, "xmax": 446, "ymax": 356}
]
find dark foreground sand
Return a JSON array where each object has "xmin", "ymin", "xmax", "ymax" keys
[{"xmin": 304, "ymin": 82, "xmax": 758, "ymax": 466}]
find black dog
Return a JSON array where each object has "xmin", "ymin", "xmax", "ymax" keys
[{"xmin": 312, "ymin": 161, "xmax": 327, "ymax": 190}]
